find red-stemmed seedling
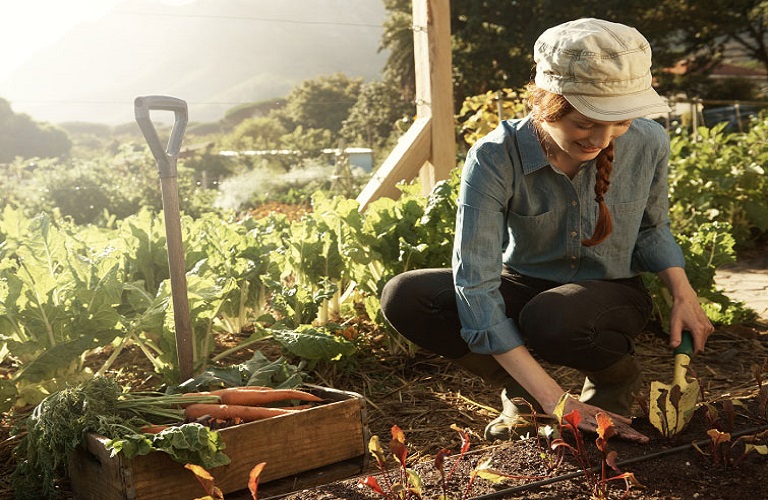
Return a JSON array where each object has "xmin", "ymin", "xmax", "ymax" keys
[{"xmin": 551, "ymin": 407, "xmax": 642, "ymax": 499}]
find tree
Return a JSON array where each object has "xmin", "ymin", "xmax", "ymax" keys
[
  {"xmin": 219, "ymin": 116, "xmax": 287, "ymax": 151},
  {"xmin": 0, "ymin": 98, "xmax": 71, "ymax": 162},
  {"xmin": 380, "ymin": 0, "xmax": 768, "ymax": 107},
  {"xmin": 341, "ymin": 79, "xmax": 415, "ymax": 155},
  {"xmin": 276, "ymin": 73, "xmax": 363, "ymax": 138},
  {"xmin": 642, "ymin": 0, "xmax": 768, "ymax": 96}
]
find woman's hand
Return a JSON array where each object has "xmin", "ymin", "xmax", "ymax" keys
[
  {"xmin": 556, "ymin": 395, "xmax": 649, "ymax": 444},
  {"xmin": 657, "ymin": 267, "xmax": 715, "ymax": 354}
]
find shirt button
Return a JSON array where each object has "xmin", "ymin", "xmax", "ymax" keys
[
  {"xmin": 570, "ymin": 264, "xmax": 576, "ymax": 269},
  {"xmin": 570, "ymin": 255, "xmax": 577, "ymax": 260},
  {"xmin": 570, "ymin": 231, "xmax": 578, "ymax": 238},
  {"xmin": 571, "ymin": 200, "xmax": 578, "ymax": 206}
]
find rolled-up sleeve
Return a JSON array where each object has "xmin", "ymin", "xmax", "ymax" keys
[{"xmin": 453, "ymin": 143, "xmax": 525, "ymax": 354}]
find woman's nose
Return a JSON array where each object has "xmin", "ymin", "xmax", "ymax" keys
[{"xmin": 589, "ymin": 129, "xmax": 614, "ymax": 149}]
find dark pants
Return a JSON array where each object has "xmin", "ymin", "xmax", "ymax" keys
[{"xmin": 379, "ymin": 267, "xmax": 653, "ymax": 372}]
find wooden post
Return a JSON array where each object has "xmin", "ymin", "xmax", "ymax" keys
[
  {"xmin": 413, "ymin": 0, "xmax": 455, "ymax": 195},
  {"xmin": 356, "ymin": 0, "xmax": 455, "ymax": 211}
]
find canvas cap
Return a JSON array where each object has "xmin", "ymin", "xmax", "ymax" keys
[{"xmin": 533, "ymin": 18, "xmax": 671, "ymax": 121}]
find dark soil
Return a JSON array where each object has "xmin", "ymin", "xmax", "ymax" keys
[{"xmin": 272, "ymin": 399, "xmax": 768, "ymax": 500}]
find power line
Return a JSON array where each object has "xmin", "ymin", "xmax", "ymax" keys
[{"xmin": 114, "ymin": 10, "xmax": 383, "ymax": 29}]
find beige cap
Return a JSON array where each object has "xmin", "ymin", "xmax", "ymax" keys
[{"xmin": 533, "ymin": 18, "xmax": 671, "ymax": 121}]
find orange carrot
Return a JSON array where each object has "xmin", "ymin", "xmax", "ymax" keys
[
  {"xmin": 207, "ymin": 388, "xmax": 323, "ymax": 406},
  {"xmin": 184, "ymin": 403, "xmax": 297, "ymax": 422}
]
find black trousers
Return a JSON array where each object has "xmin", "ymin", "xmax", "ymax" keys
[{"xmin": 379, "ymin": 267, "xmax": 653, "ymax": 372}]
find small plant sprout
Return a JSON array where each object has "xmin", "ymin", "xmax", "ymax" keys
[
  {"xmin": 551, "ymin": 397, "xmax": 642, "ymax": 499},
  {"xmin": 693, "ymin": 428, "xmax": 768, "ymax": 468},
  {"xmin": 360, "ymin": 425, "xmax": 423, "ymax": 499},
  {"xmin": 185, "ymin": 464, "xmax": 224, "ymax": 500},
  {"xmin": 184, "ymin": 461, "xmax": 266, "ymax": 500}
]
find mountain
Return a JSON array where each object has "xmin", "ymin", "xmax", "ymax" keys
[{"xmin": 0, "ymin": 0, "xmax": 388, "ymax": 125}]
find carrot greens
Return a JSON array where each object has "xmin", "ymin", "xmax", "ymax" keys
[{"xmin": 11, "ymin": 376, "xmax": 224, "ymax": 499}]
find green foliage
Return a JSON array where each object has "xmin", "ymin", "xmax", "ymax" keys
[
  {"xmin": 668, "ymin": 120, "xmax": 768, "ymax": 247},
  {"xmin": 276, "ymin": 73, "xmax": 363, "ymax": 138},
  {"xmin": 3, "ymin": 145, "xmax": 221, "ymax": 224},
  {"xmin": 107, "ymin": 423, "xmax": 230, "ymax": 469},
  {"xmin": 341, "ymin": 78, "xmax": 415, "ymax": 161},
  {"xmin": 12, "ymin": 377, "xmax": 226, "ymax": 499},
  {"xmin": 173, "ymin": 351, "xmax": 305, "ymax": 393},
  {"xmin": 645, "ymin": 222, "xmax": 755, "ymax": 328},
  {"xmin": 0, "ymin": 98, "xmax": 71, "ymax": 162},
  {"xmin": 457, "ymin": 88, "xmax": 528, "ymax": 148}
]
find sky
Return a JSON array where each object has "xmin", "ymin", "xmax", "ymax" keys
[
  {"xmin": 0, "ymin": 0, "xmax": 129, "ymax": 81},
  {"xmin": 0, "ymin": 0, "xmax": 387, "ymax": 124}
]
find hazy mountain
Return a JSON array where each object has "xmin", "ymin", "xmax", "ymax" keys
[{"xmin": 0, "ymin": 0, "xmax": 388, "ymax": 125}]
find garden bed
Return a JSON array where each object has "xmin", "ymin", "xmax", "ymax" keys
[{"xmin": 270, "ymin": 399, "xmax": 768, "ymax": 499}]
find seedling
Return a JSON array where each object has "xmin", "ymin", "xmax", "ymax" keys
[
  {"xmin": 360, "ymin": 424, "xmax": 544, "ymax": 499},
  {"xmin": 692, "ymin": 428, "xmax": 768, "ymax": 468},
  {"xmin": 184, "ymin": 462, "xmax": 266, "ymax": 500},
  {"xmin": 551, "ymin": 399, "xmax": 642, "ymax": 499}
]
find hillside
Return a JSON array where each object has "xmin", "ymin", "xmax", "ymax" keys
[{"xmin": 0, "ymin": 0, "xmax": 388, "ymax": 125}]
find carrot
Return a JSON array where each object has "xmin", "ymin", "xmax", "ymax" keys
[
  {"xmin": 207, "ymin": 388, "xmax": 323, "ymax": 406},
  {"xmin": 184, "ymin": 403, "xmax": 297, "ymax": 422}
]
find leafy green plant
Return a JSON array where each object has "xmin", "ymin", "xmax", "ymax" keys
[
  {"xmin": 643, "ymin": 221, "xmax": 755, "ymax": 331},
  {"xmin": 668, "ymin": 121, "xmax": 768, "ymax": 248}
]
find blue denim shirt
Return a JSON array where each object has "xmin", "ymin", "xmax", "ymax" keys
[{"xmin": 452, "ymin": 116, "xmax": 685, "ymax": 355}]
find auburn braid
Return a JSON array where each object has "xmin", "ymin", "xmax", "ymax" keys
[{"xmin": 581, "ymin": 141, "xmax": 614, "ymax": 246}]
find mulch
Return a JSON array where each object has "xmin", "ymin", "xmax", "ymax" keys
[{"xmin": 0, "ymin": 312, "xmax": 765, "ymax": 499}]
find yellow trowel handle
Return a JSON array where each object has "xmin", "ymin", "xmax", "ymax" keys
[{"xmin": 672, "ymin": 330, "xmax": 694, "ymax": 385}]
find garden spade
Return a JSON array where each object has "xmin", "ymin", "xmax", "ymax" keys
[
  {"xmin": 134, "ymin": 95, "xmax": 194, "ymax": 382},
  {"xmin": 649, "ymin": 331, "xmax": 700, "ymax": 437}
]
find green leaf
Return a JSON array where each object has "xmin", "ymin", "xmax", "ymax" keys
[{"xmin": 271, "ymin": 325, "xmax": 356, "ymax": 361}]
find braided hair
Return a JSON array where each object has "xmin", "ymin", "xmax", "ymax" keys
[{"xmin": 526, "ymin": 83, "xmax": 614, "ymax": 247}]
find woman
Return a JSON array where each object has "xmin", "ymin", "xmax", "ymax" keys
[{"xmin": 380, "ymin": 18, "xmax": 714, "ymax": 443}]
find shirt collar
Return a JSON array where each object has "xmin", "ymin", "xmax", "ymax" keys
[{"xmin": 516, "ymin": 115, "xmax": 551, "ymax": 175}]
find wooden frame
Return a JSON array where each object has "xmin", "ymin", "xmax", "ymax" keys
[{"xmin": 356, "ymin": 0, "xmax": 455, "ymax": 211}]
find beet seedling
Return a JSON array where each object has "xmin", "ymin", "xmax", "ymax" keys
[
  {"xmin": 184, "ymin": 461, "xmax": 266, "ymax": 500},
  {"xmin": 551, "ymin": 403, "xmax": 642, "ymax": 499},
  {"xmin": 361, "ymin": 423, "xmax": 547, "ymax": 499}
]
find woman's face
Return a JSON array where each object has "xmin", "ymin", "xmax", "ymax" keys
[{"xmin": 540, "ymin": 110, "xmax": 632, "ymax": 163}]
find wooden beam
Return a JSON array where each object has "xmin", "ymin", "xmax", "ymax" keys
[
  {"xmin": 356, "ymin": 117, "xmax": 431, "ymax": 211},
  {"xmin": 357, "ymin": 0, "xmax": 455, "ymax": 210},
  {"xmin": 413, "ymin": 0, "xmax": 455, "ymax": 195}
]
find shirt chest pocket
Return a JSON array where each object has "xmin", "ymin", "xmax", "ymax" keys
[{"xmin": 506, "ymin": 208, "xmax": 563, "ymax": 257}]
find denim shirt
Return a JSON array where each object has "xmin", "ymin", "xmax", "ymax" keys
[{"xmin": 452, "ymin": 115, "xmax": 685, "ymax": 355}]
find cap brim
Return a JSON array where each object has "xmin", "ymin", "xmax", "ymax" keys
[{"xmin": 564, "ymin": 88, "xmax": 671, "ymax": 121}]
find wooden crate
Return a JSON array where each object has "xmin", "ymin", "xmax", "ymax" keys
[{"xmin": 68, "ymin": 386, "xmax": 368, "ymax": 499}]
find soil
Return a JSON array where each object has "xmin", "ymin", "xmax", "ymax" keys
[{"xmin": 271, "ymin": 401, "xmax": 768, "ymax": 500}]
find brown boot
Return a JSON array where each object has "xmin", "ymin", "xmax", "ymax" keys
[
  {"xmin": 579, "ymin": 355, "xmax": 642, "ymax": 416},
  {"xmin": 452, "ymin": 352, "xmax": 546, "ymax": 441}
]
